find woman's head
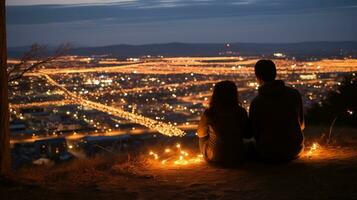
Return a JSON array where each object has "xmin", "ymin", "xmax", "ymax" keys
[{"xmin": 209, "ymin": 80, "xmax": 240, "ymax": 110}]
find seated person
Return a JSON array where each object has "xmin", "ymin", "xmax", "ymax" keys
[
  {"xmin": 249, "ymin": 60, "xmax": 304, "ymax": 162},
  {"xmin": 197, "ymin": 80, "xmax": 251, "ymax": 165}
]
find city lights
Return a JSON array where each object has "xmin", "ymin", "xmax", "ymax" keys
[{"xmin": 9, "ymin": 56, "xmax": 357, "ymax": 142}]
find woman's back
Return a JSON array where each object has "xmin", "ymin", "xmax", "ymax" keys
[{"xmin": 198, "ymin": 106, "xmax": 249, "ymax": 163}]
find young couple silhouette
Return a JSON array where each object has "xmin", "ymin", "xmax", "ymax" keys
[{"xmin": 197, "ymin": 60, "xmax": 304, "ymax": 165}]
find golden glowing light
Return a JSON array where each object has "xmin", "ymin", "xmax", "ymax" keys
[
  {"xmin": 148, "ymin": 143, "xmax": 204, "ymax": 166},
  {"xmin": 41, "ymin": 74, "xmax": 186, "ymax": 137},
  {"xmin": 11, "ymin": 56, "xmax": 357, "ymax": 144},
  {"xmin": 306, "ymin": 142, "xmax": 321, "ymax": 158}
]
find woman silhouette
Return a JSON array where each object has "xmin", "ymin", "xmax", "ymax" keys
[{"xmin": 197, "ymin": 80, "xmax": 251, "ymax": 165}]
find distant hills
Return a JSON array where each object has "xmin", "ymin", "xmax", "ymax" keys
[{"xmin": 8, "ymin": 41, "xmax": 357, "ymax": 59}]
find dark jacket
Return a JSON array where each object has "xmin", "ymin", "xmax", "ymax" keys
[
  {"xmin": 197, "ymin": 106, "xmax": 250, "ymax": 163},
  {"xmin": 249, "ymin": 80, "xmax": 304, "ymax": 161}
]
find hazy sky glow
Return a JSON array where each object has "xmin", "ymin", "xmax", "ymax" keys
[
  {"xmin": 6, "ymin": 0, "xmax": 357, "ymax": 47},
  {"xmin": 7, "ymin": 0, "xmax": 134, "ymax": 6}
]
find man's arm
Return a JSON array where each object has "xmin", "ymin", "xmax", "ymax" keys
[
  {"xmin": 242, "ymin": 108, "xmax": 254, "ymax": 139},
  {"xmin": 249, "ymin": 99, "xmax": 260, "ymax": 140}
]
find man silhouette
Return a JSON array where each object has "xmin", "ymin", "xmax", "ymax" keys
[{"xmin": 249, "ymin": 60, "xmax": 304, "ymax": 162}]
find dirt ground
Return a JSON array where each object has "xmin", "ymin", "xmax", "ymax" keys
[{"xmin": 1, "ymin": 126, "xmax": 357, "ymax": 200}]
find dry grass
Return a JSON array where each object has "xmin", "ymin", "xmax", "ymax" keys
[
  {"xmin": 2, "ymin": 126, "xmax": 357, "ymax": 199},
  {"xmin": 11, "ymin": 151, "xmax": 150, "ymax": 190}
]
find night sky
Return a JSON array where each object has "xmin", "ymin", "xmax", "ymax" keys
[{"xmin": 6, "ymin": 0, "xmax": 357, "ymax": 47}]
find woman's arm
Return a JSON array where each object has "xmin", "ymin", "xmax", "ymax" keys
[
  {"xmin": 197, "ymin": 113, "xmax": 209, "ymax": 138},
  {"xmin": 298, "ymin": 93, "xmax": 305, "ymax": 131}
]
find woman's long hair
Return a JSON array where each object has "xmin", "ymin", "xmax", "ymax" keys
[{"xmin": 208, "ymin": 80, "xmax": 241, "ymax": 112}]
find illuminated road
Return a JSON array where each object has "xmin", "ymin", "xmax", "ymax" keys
[
  {"xmin": 33, "ymin": 58, "xmax": 258, "ymax": 75},
  {"xmin": 31, "ymin": 58, "xmax": 357, "ymax": 76},
  {"xmin": 10, "ymin": 100, "xmax": 73, "ymax": 109},
  {"xmin": 39, "ymin": 73, "xmax": 186, "ymax": 137},
  {"xmin": 91, "ymin": 79, "xmax": 218, "ymax": 97}
]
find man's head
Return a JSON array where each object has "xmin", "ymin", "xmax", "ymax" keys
[{"xmin": 254, "ymin": 59, "xmax": 277, "ymax": 85}]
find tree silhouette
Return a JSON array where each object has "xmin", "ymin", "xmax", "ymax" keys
[
  {"xmin": 0, "ymin": 1, "xmax": 69, "ymax": 175},
  {"xmin": 306, "ymin": 75, "xmax": 357, "ymax": 127},
  {"xmin": 7, "ymin": 43, "xmax": 69, "ymax": 83},
  {"xmin": 0, "ymin": 0, "xmax": 11, "ymax": 175}
]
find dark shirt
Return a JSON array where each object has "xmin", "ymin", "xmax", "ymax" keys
[{"xmin": 249, "ymin": 80, "xmax": 304, "ymax": 160}]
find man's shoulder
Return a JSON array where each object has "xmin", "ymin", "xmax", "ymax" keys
[
  {"xmin": 250, "ymin": 95, "xmax": 263, "ymax": 109},
  {"xmin": 284, "ymin": 85, "xmax": 302, "ymax": 98}
]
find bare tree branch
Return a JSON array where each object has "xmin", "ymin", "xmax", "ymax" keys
[
  {"xmin": 7, "ymin": 43, "xmax": 70, "ymax": 83},
  {"xmin": 7, "ymin": 44, "xmax": 47, "ymax": 76}
]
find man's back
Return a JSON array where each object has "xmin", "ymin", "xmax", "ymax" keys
[{"xmin": 249, "ymin": 80, "xmax": 304, "ymax": 161}]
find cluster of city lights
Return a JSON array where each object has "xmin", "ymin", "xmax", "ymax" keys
[
  {"xmin": 9, "ymin": 57, "xmax": 357, "ymax": 143},
  {"xmin": 41, "ymin": 73, "xmax": 186, "ymax": 137}
]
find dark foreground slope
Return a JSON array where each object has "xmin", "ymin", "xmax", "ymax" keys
[{"xmin": 1, "ymin": 126, "xmax": 357, "ymax": 200}]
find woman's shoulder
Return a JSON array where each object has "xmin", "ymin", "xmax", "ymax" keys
[
  {"xmin": 236, "ymin": 105, "xmax": 248, "ymax": 115},
  {"xmin": 203, "ymin": 108, "xmax": 213, "ymax": 116},
  {"xmin": 204, "ymin": 106, "xmax": 247, "ymax": 118},
  {"xmin": 203, "ymin": 108, "xmax": 223, "ymax": 123}
]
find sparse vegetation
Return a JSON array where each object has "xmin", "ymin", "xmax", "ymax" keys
[{"xmin": 307, "ymin": 75, "xmax": 357, "ymax": 127}]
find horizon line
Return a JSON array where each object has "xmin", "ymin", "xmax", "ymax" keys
[{"xmin": 8, "ymin": 40, "xmax": 357, "ymax": 49}]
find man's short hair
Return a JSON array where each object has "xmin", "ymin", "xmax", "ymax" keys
[{"xmin": 254, "ymin": 59, "xmax": 276, "ymax": 82}]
